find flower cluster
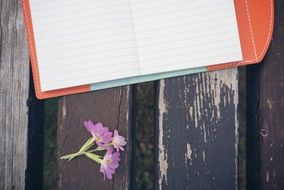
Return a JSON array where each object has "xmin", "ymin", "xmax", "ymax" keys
[{"xmin": 60, "ymin": 120, "xmax": 127, "ymax": 180}]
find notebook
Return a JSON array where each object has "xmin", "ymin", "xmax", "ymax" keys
[{"xmin": 22, "ymin": 0, "xmax": 274, "ymax": 99}]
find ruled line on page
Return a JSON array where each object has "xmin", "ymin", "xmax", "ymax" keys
[
  {"xmin": 37, "ymin": 28, "xmax": 133, "ymax": 42},
  {"xmin": 41, "ymin": 69, "xmax": 140, "ymax": 92},
  {"xmin": 38, "ymin": 23, "xmax": 235, "ymax": 59},
  {"xmin": 134, "ymin": 17, "xmax": 235, "ymax": 35},
  {"xmin": 43, "ymin": 51, "xmax": 241, "ymax": 85},
  {"xmin": 140, "ymin": 51, "xmax": 242, "ymax": 70},
  {"xmin": 42, "ymin": 65, "xmax": 140, "ymax": 82},
  {"xmin": 29, "ymin": 0, "xmax": 140, "ymax": 91},
  {"xmin": 130, "ymin": 0, "xmax": 242, "ymax": 75},
  {"xmin": 40, "ymin": 53, "xmax": 139, "ymax": 70},
  {"xmin": 41, "ymin": 29, "xmax": 235, "ymax": 57},
  {"xmin": 36, "ymin": 21, "xmax": 233, "ymax": 49},
  {"xmin": 138, "ymin": 40, "xmax": 241, "ymax": 57},
  {"xmin": 136, "ymin": 29, "xmax": 237, "ymax": 49},
  {"xmin": 40, "ymin": 62, "xmax": 140, "ymax": 80},
  {"xmin": 31, "ymin": 2, "xmax": 131, "ymax": 15},
  {"xmin": 35, "ymin": 22, "xmax": 133, "ymax": 35},
  {"xmin": 40, "ymin": 58, "xmax": 139, "ymax": 73},
  {"xmin": 40, "ymin": 44, "xmax": 239, "ymax": 77},
  {"xmin": 133, "ymin": 1, "xmax": 231, "ymax": 19},
  {"xmin": 140, "ymin": 45, "xmax": 241, "ymax": 64},
  {"xmin": 29, "ymin": 0, "xmax": 242, "ymax": 92},
  {"xmin": 134, "ymin": 11, "xmax": 234, "ymax": 30},
  {"xmin": 42, "ymin": 44, "xmax": 137, "ymax": 57},
  {"xmin": 33, "ymin": 0, "xmax": 227, "ymax": 26},
  {"xmin": 37, "ymin": 31, "xmax": 136, "ymax": 48}
]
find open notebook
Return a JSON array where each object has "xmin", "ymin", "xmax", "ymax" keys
[{"xmin": 22, "ymin": 0, "xmax": 274, "ymax": 99}]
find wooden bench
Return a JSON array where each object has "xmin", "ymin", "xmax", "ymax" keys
[{"xmin": 0, "ymin": 0, "xmax": 283, "ymax": 189}]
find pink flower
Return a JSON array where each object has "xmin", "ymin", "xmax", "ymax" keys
[
  {"xmin": 100, "ymin": 148, "xmax": 121, "ymax": 180},
  {"xmin": 84, "ymin": 120, "xmax": 113, "ymax": 147},
  {"xmin": 112, "ymin": 130, "xmax": 127, "ymax": 151}
]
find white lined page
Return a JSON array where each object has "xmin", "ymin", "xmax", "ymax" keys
[
  {"xmin": 30, "ymin": 0, "xmax": 242, "ymax": 92},
  {"xmin": 30, "ymin": 0, "xmax": 140, "ymax": 91},
  {"xmin": 130, "ymin": 0, "xmax": 242, "ymax": 74}
]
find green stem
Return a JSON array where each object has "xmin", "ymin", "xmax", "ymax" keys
[
  {"xmin": 84, "ymin": 152, "xmax": 102, "ymax": 164},
  {"xmin": 87, "ymin": 147, "xmax": 105, "ymax": 153},
  {"xmin": 60, "ymin": 137, "xmax": 95, "ymax": 161},
  {"xmin": 60, "ymin": 151, "xmax": 85, "ymax": 161}
]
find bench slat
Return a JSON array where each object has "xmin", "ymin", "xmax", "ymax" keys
[
  {"xmin": 57, "ymin": 87, "xmax": 134, "ymax": 190},
  {"xmin": 0, "ymin": 0, "xmax": 44, "ymax": 189},
  {"xmin": 156, "ymin": 69, "xmax": 239, "ymax": 189},
  {"xmin": 246, "ymin": 0, "xmax": 284, "ymax": 189}
]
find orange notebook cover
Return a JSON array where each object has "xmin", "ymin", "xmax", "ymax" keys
[{"xmin": 22, "ymin": 0, "xmax": 274, "ymax": 99}]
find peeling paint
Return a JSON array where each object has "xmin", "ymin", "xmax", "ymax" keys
[
  {"xmin": 62, "ymin": 98, "xmax": 66, "ymax": 121},
  {"xmin": 266, "ymin": 171, "xmax": 270, "ymax": 182},
  {"xmin": 209, "ymin": 70, "xmax": 239, "ymax": 189},
  {"xmin": 157, "ymin": 69, "xmax": 239, "ymax": 189},
  {"xmin": 203, "ymin": 123, "xmax": 207, "ymax": 143},
  {"xmin": 232, "ymin": 71, "xmax": 239, "ymax": 190},
  {"xmin": 126, "ymin": 110, "xmax": 129, "ymax": 123},
  {"xmin": 186, "ymin": 143, "xmax": 192, "ymax": 161},
  {"xmin": 193, "ymin": 101, "xmax": 198, "ymax": 127},
  {"xmin": 186, "ymin": 124, "xmax": 189, "ymax": 129},
  {"xmin": 209, "ymin": 70, "xmax": 239, "ymax": 188},
  {"xmin": 158, "ymin": 80, "xmax": 169, "ymax": 189},
  {"xmin": 212, "ymin": 70, "xmax": 237, "ymax": 121},
  {"xmin": 125, "ymin": 86, "xmax": 130, "ymax": 122},
  {"xmin": 266, "ymin": 98, "xmax": 273, "ymax": 110},
  {"xmin": 188, "ymin": 106, "xmax": 193, "ymax": 120}
]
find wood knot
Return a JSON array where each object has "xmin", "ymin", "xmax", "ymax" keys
[{"xmin": 260, "ymin": 129, "xmax": 268, "ymax": 137}]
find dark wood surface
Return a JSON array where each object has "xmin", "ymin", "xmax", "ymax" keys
[
  {"xmin": 1, "ymin": 1, "xmax": 283, "ymax": 190},
  {"xmin": 57, "ymin": 86, "xmax": 135, "ymax": 190},
  {"xmin": 246, "ymin": 0, "xmax": 284, "ymax": 189},
  {"xmin": 0, "ymin": 0, "xmax": 44, "ymax": 189},
  {"xmin": 155, "ymin": 70, "xmax": 239, "ymax": 190}
]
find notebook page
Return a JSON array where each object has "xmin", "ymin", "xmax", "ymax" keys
[
  {"xmin": 29, "ymin": 0, "xmax": 140, "ymax": 92},
  {"xmin": 130, "ymin": 0, "xmax": 243, "ymax": 74}
]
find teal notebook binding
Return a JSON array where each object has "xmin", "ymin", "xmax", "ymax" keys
[{"xmin": 90, "ymin": 67, "xmax": 207, "ymax": 91}]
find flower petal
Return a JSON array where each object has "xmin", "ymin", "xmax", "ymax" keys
[
  {"xmin": 112, "ymin": 152, "xmax": 120, "ymax": 159},
  {"xmin": 108, "ymin": 161, "xmax": 119, "ymax": 169},
  {"xmin": 84, "ymin": 120, "xmax": 96, "ymax": 134},
  {"xmin": 114, "ymin": 129, "xmax": 119, "ymax": 137},
  {"xmin": 93, "ymin": 123, "xmax": 105, "ymax": 135},
  {"xmin": 100, "ymin": 165, "xmax": 106, "ymax": 180},
  {"xmin": 105, "ymin": 167, "xmax": 114, "ymax": 180}
]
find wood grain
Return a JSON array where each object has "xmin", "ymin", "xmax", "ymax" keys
[
  {"xmin": 57, "ymin": 86, "xmax": 135, "ymax": 190},
  {"xmin": 0, "ymin": 1, "xmax": 44, "ymax": 189},
  {"xmin": 246, "ymin": 0, "xmax": 284, "ymax": 189},
  {"xmin": 0, "ymin": 0, "xmax": 30, "ymax": 189},
  {"xmin": 155, "ymin": 69, "xmax": 239, "ymax": 190}
]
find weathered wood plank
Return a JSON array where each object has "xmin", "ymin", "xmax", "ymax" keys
[
  {"xmin": 57, "ymin": 86, "xmax": 135, "ymax": 190},
  {"xmin": 246, "ymin": 0, "xmax": 284, "ymax": 189},
  {"xmin": 0, "ymin": 0, "xmax": 29, "ymax": 189},
  {"xmin": 156, "ymin": 69, "xmax": 239, "ymax": 190},
  {"xmin": 0, "ymin": 0, "xmax": 44, "ymax": 189}
]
